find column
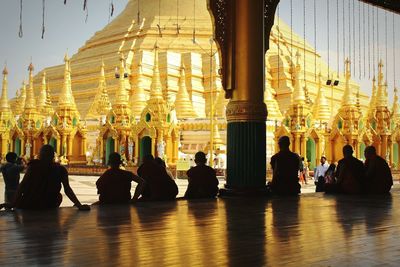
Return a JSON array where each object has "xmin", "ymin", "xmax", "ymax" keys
[
  {"xmin": 381, "ymin": 135, "xmax": 388, "ymax": 160},
  {"xmin": 222, "ymin": 0, "xmax": 270, "ymax": 190},
  {"xmin": 82, "ymin": 137, "xmax": 87, "ymax": 156}
]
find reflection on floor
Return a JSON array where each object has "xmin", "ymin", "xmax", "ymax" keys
[{"xmin": 0, "ymin": 188, "xmax": 399, "ymax": 266}]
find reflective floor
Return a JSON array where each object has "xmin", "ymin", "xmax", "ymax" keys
[{"xmin": 0, "ymin": 189, "xmax": 399, "ymax": 266}]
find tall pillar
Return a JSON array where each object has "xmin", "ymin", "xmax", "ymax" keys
[
  {"xmin": 213, "ymin": 0, "xmax": 275, "ymax": 191},
  {"xmin": 381, "ymin": 135, "xmax": 388, "ymax": 159}
]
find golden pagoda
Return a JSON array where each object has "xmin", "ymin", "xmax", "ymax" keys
[{"xmin": 0, "ymin": 66, "xmax": 13, "ymax": 157}]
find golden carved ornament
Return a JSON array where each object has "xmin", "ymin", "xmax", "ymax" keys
[{"xmin": 226, "ymin": 100, "xmax": 267, "ymax": 122}]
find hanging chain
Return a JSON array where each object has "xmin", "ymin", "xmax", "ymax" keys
[
  {"xmin": 137, "ymin": 0, "xmax": 140, "ymax": 22},
  {"xmin": 358, "ymin": 0, "xmax": 361, "ymax": 79},
  {"xmin": 368, "ymin": 5, "xmax": 371, "ymax": 79},
  {"xmin": 343, "ymin": 0, "xmax": 345, "ymax": 73},
  {"xmin": 352, "ymin": 0, "xmax": 355, "ymax": 74},
  {"xmin": 394, "ymin": 13, "xmax": 396, "ymax": 88},
  {"xmin": 314, "ymin": 0, "xmax": 317, "ymax": 81},
  {"xmin": 157, "ymin": 0, "xmax": 162, "ymax": 37},
  {"xmin": 277, "ymin": 4, "xmax": 280, "ymax": 91},
  {"xmin": 64, "ymin": 0, "xmax": 67, "ymax": 4},
  {"xmin": 303, "ymin": 0, "xmax": 306, "ymax": 82},
  {"xmin": 18, "ymin": 0, "xmax": 23, "ymax": 38},
  {"xmin": 193, "ymin": 0, "xmax": 196, "ymax": 43},
  {"xmin": 84, "ymin": 0, "xmax": 89, "ymax": 23},
  {"xmin": 176, "ymin": 0, "xmax": 180, "ymax": 34},
  {"xmin": 372, "ymin": 6, "xmax": 375, "ymax": 76},
  {"xmin": 385, "ymin": 10, "xmax": 388, "ymax": 80},
  {"xmin": 336, "ymin": 0, "xmax": 339, "ymax": 78},
  {"xmin": 327, "ymin": 0, "xmax": 330, "ymax": 78},
  {"xmin": 348, "ymin": 0, "xmax": 351, "ymax": 68},
  {"xmin": 363, "ymin": 3, "xmax": 366, "ymax": 78},
  {"xmin": 290, "ymin": 0, "xmax": 293, "ymax": 58},
  {"xmin": 41, "ymin": 0, "xmax": 45, "ymax": 39}
]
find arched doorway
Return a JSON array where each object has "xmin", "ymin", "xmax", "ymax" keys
[
  {"xmin": 105, "ymin": 136, "xmax": 115, "ymax": 165},
  {"xmin": 140, "ymin": 136, "xmax": 152, "ymax": 164},
  {"xmin": 14, "ymin": 137, "xmax": 21, "ymax": 157},
  {"xmin": 359, "ymin": 143, "xmax": 366, "ymax": 161},
  {"xmin": 393, "ymin": 143, "xmax": 399, "ymax": 169},
  {"xmin": 306, "ymin": 138, "xmax": 316, "ymax": 170},
  {"xmin": 49, "ymin": 137, "xmax": 57, "ymax": 150}
]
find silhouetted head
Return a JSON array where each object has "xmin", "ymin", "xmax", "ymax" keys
[
  {"xmin": 39, "ymin": 145, "xmax": 55, "ymax": 164},
  {"xmin": 364, "ymin": 146, "xmax": 377, "ymax": 160},
  {"xmin": 5, "ymin": 152, "xmax": 18, "ymax": 163},
  {"xmin": 143, "ymin": 154, "xmax": 154, "ymax": 164},
  {"xmin": 278, "ymin": 136, "xmax": 290, "ymax": 150},
  {"xmin": 108, "ymin": 152, "xmax": 122, "ymax": 168},
  {"xmin": 194, "ymin": 151, "xmax": 207, "ymax": 165},
  {"xmin": 154, "ymin": 157, "xmax": 166, "ymax": 168},
  {"xmin": 320, "ymin": 156, "xmax": 327, "ymax": 165},
  {"xmin": 327, "ymin": 163, "xmax": 336, "ymax": 172},
  {"xmin": 342, "ymin": 145, "xmax": 354, "ymax": 158}
]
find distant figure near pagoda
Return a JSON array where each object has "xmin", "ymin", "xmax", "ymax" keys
[
  {"xmin": 269, "ymin": 136, "xmax": 301, "ymax": 195},
  {"xmin": 184, "ymin": 152, "xmax": 219, "ymax": 199},
  {"xmin": 363, "ymin": 146, "xmax": 393, "ymax": 194}
]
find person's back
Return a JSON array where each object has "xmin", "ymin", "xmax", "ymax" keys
[
  {"xmin": 97, "ymin": 168, "xmax": 134, "ymax": 204},
  {"xmin": 13, "ymin": 145, "xmax": 89, "ymax": 210},
  {"xmin": 270, "ymin": 136, "xmax": 301, "ymax": 195},
  {"xmin": 364, "ymin": 146, "xmax": 393, "ymax": 194},
  {"xmin": 185, "ymin": 152, "xmax": 219, "ymax": 199},
  {"xmin": 138, "ymin": 155, "xmax": 178, "ymax": 201},
  {"xmin": 335, "ymin": 145, "xmax": 364, "ymax": 194},
  {"xmin": 1, "ymin": 153, "xmax": 25, "ymax": 204},
  {"xmin": 15, "ymin": 159, "xmax": 64, "ymax": 209}
]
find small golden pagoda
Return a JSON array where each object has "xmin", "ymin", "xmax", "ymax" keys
[
  {"xmin": 0, "ymin": 66, "xmax": 13, "ymax": 157},
  {"xmin": 53, "ymin": 54, "xmax": 87, "ymax": 163},
  {"xmin": 131, "ymin": 46, "xmax": 179, "ymax": 165}
]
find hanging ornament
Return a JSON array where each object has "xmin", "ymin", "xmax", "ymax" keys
[
  {"xmin": 176, "ymin": 0, "xmax": 180, "ymax": 34},
  {"xmin": 18, "ymin": 0, "xmax": 23, "ymax": 38},
  {"xmin": 192, "ymin": 0, "xmax": 196, "ymax": 43},
  {"xmin": 336, "ymin": 0, "xmax": 339, "ymax": 78},
  {"xmin": 327, "ymin": 0, "xmax": 330, "ymax": 78},
  {"xmin": 110, "ymin": 0, "xmax": 114, "ymax": 17},
  {"xmin": 393, "ymin": 13, "xmax": 397, "ymax": 88},
  {"xmin": 83, "ymin": 0, "xmax": 87, "ymax": 11},
  {"xmin": 84, "ymin": 0, "xmax": 89, "ymax": 23},
  {"xmin": 137, "ymin": 0, "xmax": 140, "ymax": 23},
  {"xmin": 314, "ymin": 0, "xmax": 317, "ymax": 81},
  {"xmin": 41, "ymin": 0, "xmax": 46, "ymax": 39},
  {"xmin": 363, "ymin": 2, "xmax": 366, "ymax": 78},
  {"xmin": 64, "ymin": 0, "xmax": 67, "ymax": 4}
]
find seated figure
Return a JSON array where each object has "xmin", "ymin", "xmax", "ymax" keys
[
  {"xmin": 363, "ymin": 146, "xmax": 393, "ymax": 194},
  {"xmin": 326, "ymin": 145, "xmax": 365, "ymax": 194},
  {"xmin": 12, "ymin": 145, "xmax": 90, "ymax": 210},
  {"xmin": 184, "ymin": 152, "xmax": 219, "ymax": 199},
  {"xmin": 269, "ymin": 136, "xmax": 301, "ymax": 195},
  {"xmin": 1, "ymin": 152, "xmax": 25, "ymax": 205},
  {"xmin": 137, "ymin": 155, "xmax": 178, "ymax": 201},
  {"xmin": 96, "ymin": 152, "xmax": 145, "ymax": 204}
]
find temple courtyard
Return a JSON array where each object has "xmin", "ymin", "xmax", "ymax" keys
[{"xmin": 0, "ymin": 176, "xmax": 400, "ymax": 266}]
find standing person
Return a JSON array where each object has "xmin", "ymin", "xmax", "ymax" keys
[
  {"xmin": 96, "ymin": 152, "xmax": 146, "ymax": 204},
  {"xmin": 330, "ymin": 145, "xmax": 365, "ymax": 194},
  {"xmin": 314, "ymin": 156, "xmax": 329, "ymax": 192},
  {"xmin": 299, "ymin": 157, "xmax": 306, "ymax": 184},
  {"xmin": 324, "ymin": 163, "xmax": 337, "ymax": 185},
  {"xmin": 184, "ymin": 151, "xmax": 219, "ymax": 199},
  {"xmin": 137, "ymin": 155, "xmax": 178, "ymax": 201},
  {"xmin": 1, "ymin": 152, "xmax": 25, "ymax": 206},
  {"xmin": 11, "ymin": 145, "xmax": 90, "ymax": 210},
  {"xmin": 269, "ymin": 136, "xmax": 301, "ymax": 195},
  {"xmin": 363, "ymin": 146, "xmax": 393, "ymax": 194}
]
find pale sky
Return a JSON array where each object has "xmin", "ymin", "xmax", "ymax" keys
[{"xmin": 0, "ymin": 0, "xmax": 399, "ymax": 102}]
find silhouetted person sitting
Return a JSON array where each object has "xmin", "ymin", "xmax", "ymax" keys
[
  {"xmin": 12, "ymin": 145, "xmax": 90, "ymax": 210},
  {"xmin": 184, "ymin": 151, "xmax": 219, "ymax": 199},
  {"xmin": 269, "ymin": 136, "xmax": 301, "ymax": 195},
  {"xmin": 96, "ymin": 153, "xmax": 145, "ymax": 204},
  {"xmin": 327, "ymin": 145, "xmax": 364, "ymax": 194},
  {"xmin": 137, "ymin": 154, "xmax": 178, "ymax": 201},
  {"xmin": 363, "ymin": 146, "xmax": 393, "ymax": 194},
  {"xmin": 154, "ymin": 157, "xmax": 175, "ymax": 180},
  {"xmin": 1, "ymin": 152, "xmax": 25, "ymax": 206}
]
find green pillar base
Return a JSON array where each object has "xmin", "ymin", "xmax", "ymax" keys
[{"xmin": 225, "ymin": 121, "xmax": 266, "ymax": 190}]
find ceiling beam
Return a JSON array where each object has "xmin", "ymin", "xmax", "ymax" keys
[{"xmin": 359, "ymin": 0, "xmax": 400, "ymax": 14}]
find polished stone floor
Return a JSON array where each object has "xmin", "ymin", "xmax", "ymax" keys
[{"xmin": 1, "ymin": 184, "xmax": 400, "ymax": 266}]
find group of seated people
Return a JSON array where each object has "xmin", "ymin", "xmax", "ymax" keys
[
  {"xmin": 0, "ymin": 145, "xmax": 219, "ymax": 211},
  {"xmin": 269, "ymin": 136, "xmax": 393, "ymax": 195}
]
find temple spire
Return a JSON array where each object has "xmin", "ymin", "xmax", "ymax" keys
[
  {"xmin": 342, "ymin": 58, "xmax": 355, "ymax": 106},
  {"xmin": 313, "ymin": 72, "xmax": 330, "ymax": 122},
  {"xmin": 87, "ymin": 60, "xmax": 111, "ymax": 117},
  {"xmin": 130, "ymin": 58, "xmax": 148, "ymax": 118},
  {"xmin": 174, "ymin": 64, "xmax": 197, "ymax": 119},
  {"xmin": 291, "ymin": 51, "xmax": 306, "ymax": 104},
  {"xmin": 38, "ymin": 72, "xmax": 47, "ymax": 108},
  {"xmin": 0, "ymin": 66, "xmax": 10, "ymax": 110},
  {"xmin": 264, "ymin": 70, "xmax": 282, "ymax": 120},
  {"xmin": 59, "ymin": 53, "xmax": 77, "ymax": 109},
  {"xmin": 115, "ymin": 54, "xmax": 129, "ymax": 105},
  {"xmin": 376, "ymin": 60, "xmax": 388, "ymax": 107},
  {"xmin": 24, "ymin": 62, "xmax": 36, "ymax": 110},
  {"xmin": 392, "ymin": 87, "xmax": 400, "ymax": 123},
  {"xmin": 150, "ymin": 45, "xmax": 164, "ymax": 100}
]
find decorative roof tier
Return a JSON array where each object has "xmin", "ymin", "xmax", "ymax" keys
[
  {"xmin": 86, "ymin": 61, "xmax": 111, "ymax": 118},
  {"xmin": 312, "ymin": 73, "xmax": 330, "ymax": 123},
  {"xmin": 174, "ymin": 64, "xmax": 197, "ymax": 120},
  {"xmin": 129, "ymin": 57, "xmax": 147, "ymax": 118}
]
